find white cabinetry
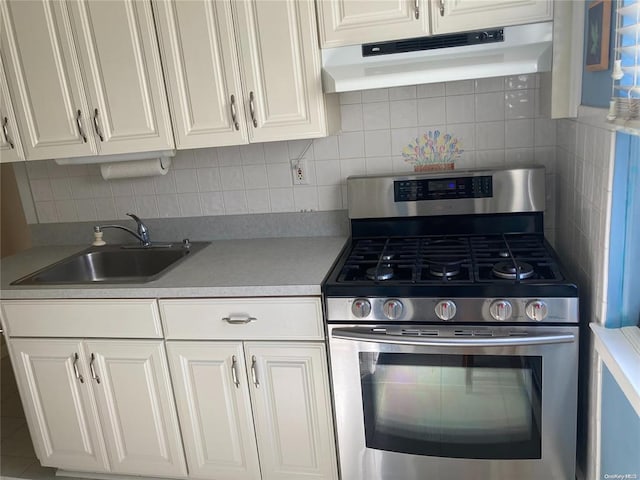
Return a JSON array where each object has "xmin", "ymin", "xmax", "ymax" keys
[
  {"xmin": 0, "ymin": 54, "xmax": 24, "ymax": 162},
  {"xmin": 316, "ymin": 0, "xmax": 430, "ymax": 47},
  {"xmin": 430, "ymin": 0, "xmax": 553, "ymax": 35},
  {"xmin": 1, "ymin": 300, "xmax": 187, "ymax": 479},
  {"xmin": 154, "ymin": 0, "xmax": 336, "ymax": 148},
  {"xmin": 316, "ymin": 0, "xmax": 552, "ymax": 47},
  {"xmin": 161, "ymin": 298, "xmax": 338, "ymax": 480},
  {"xmin": 0, "ymin": 0, "xmax": 173, "ymax": 161}
]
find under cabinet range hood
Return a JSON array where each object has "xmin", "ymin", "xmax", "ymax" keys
[{"xmin": 321, "ymin": 22, "xmax": 553, "ymax": 93}]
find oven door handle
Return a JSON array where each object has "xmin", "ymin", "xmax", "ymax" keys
[{"xmin": 331, "ymin": 328, "xmax": 576, "ymax": 347}]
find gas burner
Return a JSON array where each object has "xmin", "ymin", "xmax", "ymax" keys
[
  {"xmin": 492, "ymin": 261, "xmax": 534, "ymax": 280},
  {"xmin": 366, "ymin": 266, "xmax": 394, "ymax": 281},
  {"xmin": 428, "ymin": 264, "xmax": 461, "ymax": 278},
  {"xmin": 426, "ymin": 258, "xmax": 465, "ymax": 278}
]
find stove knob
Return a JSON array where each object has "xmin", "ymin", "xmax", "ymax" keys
[
  {"xmin": 435, "ymin": 300, "xmax": 457, "ymax": 321},
  {"xmin": 383, "ymin": 299, "xmax": 404, "ymax": 320},
  {"xmin": 489, "ymin": 300, "xmax": 513, "ymax": 321},
  {"xmin": 351, "ymin": 298, "xmax": 372, "ymax": 318},
  {"xmin": 526, "ymin": 300, "xmax": 548, "ymax": 321}
]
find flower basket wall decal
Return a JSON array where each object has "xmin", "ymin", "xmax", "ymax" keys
[{"xmin": 402, "ymin": 130, "xmax": 463, "ymax": 172}]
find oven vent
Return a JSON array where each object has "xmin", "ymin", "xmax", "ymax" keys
[
  {"xmin": 473, "ymin": 331, "xmax": 494, "ymax": 337},
  {"xmin": 362, "ymin": 29, "xmax": 504, "ymax": 57},
  {"xmin": 508, "ymin": 331, "xmax": 529, "ymax": 337},
  {"xmin": 454, "ymin": 330, "xmax": 473, "ymax": 337},
  {"xmin": 400, "ymin": 329, "xmax": 439, "ymax": 336}
]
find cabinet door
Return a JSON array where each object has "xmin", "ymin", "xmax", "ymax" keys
[
  {"xmin": 153, "ymin": 0, "xmax": 248, "ymax": 149},
  {"xmin": 316, "ymin": 0, "xmax": 430, "ymax": 47},
  {"xmin": 166, "ymin": 341, "xmax": 261, "ymax": 480},
  {"xmin": 85, "ymin": 340, "xmax": 187, "ymax": 478},
  {"xmin": 0, "ymin": 0, "xmax": 96, "ymax": 160},
  {"xmin": 430, "ymin": 0, "xmax": 553, "ymax": 35},
  {"xmin": 245, "ymin": 342, "xmax": 338, "ymax": 480},
  {"xmin": 234, "ymin": 0, "xmax": 330, "ymax": 143},
  {"xmin": 9, "ymin": 339, "xmax": 109, "ymax": 473},
  {"xmin": 0, "ymin": 54, "xmax": 24, "ymax": 162},
  {"xmin": 67, "ymin": 0, "xmax": 174, "ymax": 155}
]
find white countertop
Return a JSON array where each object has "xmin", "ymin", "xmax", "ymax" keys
[{"xmin": 0, "ymin": 237, "xmax": 348, "ymax": 299}]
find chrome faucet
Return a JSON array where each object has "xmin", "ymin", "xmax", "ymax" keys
[{"xmin": 94, "ymin": 213, "xmax": 151, "ymax": 247}]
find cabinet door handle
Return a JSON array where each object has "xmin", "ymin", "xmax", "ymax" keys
[
  {"xmin": 75, "ymin": 109, "xmax": 87, "ymax": 142},
  {"xmin": 250, "ymin": 355, "xmax": 259, "ymax": 388},
  {"xmin": 230, "ymin": 94, "xmax": 239, "ymax": 131},
  {"xmin": 89, "ymin": 353, "xmax": 101, "ymax": 384},
  {"xmin": 231, "ymin": 355, "xmax": 240, "ymax": 387},
  {"xmin": 439, "ymin": 0, "xmax": 445, "ymax": 16},
  {"xmin": 72, "ymin": 353, "xmax": 84, "ymax": 383},
  {"xmin": 2, "ymin": 117, "xmax": 15, "ymax": 149},
  {"xmin": 414, "ymin": 0, "xmax": 419, "ymax": 19},
  {"xmin": 222, "ymin": 315, "xmax": 257, "ymax": 324},
  {"xmin": 93, "ymin": 108, "xmax": 104, "ymax": 141},
  {"xmin": 249, "ymin": 91, "xmax": 258, "ymax": 127}
]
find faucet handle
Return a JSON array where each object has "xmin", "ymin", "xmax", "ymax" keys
[{"xmin": 126, "ymin": 212, "xmax": 150, "ymax": 246}]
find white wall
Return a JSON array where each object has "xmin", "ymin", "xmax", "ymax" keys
[{"xmin": 16, "ymin": 74, "xmax": 557, "ymax": 237}]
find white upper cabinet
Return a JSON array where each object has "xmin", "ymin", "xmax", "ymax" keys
[
  {"xmin": 67, "ymin": 0, "xmax": 174, "ymax": 156},
  {"xmin": 154, "ymin": 0, "xmax": 335, "ymax": 148},
  {"xmin": 316, "ymin": 0, "xmax": 552, "ymax": 47},
  {"xmin": 0, "ymin": 54, "xmax": 24, "ymax": 162},
  {"xmin": 430, "ymin": 0, "xmax": 553, "ymax": 35},
  {"xmin": 153, "ymin": 0, "xmax": 248, "ymax": 148},
  {"xmin": 316, "ymin": 0, "xmax": 430, "ymax": 48},
  {"xmin": 234, "ymin": 0, "xmax": 333, "ymax": 143},
  {"xmin": 0, "ymin": 0, "xmax": 96, "ymax": 160},
  {"xmin": 0, "ymin": 0, "xmax": 174, "ymax": 161}
]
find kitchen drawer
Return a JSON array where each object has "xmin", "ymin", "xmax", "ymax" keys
[
  {"xmin": 159, "ymin": 297, "xmax": 324, "ymax": 340},
  {"xmin": 0, "ymin": 299, "xmax": 163, "ymax": 338}
]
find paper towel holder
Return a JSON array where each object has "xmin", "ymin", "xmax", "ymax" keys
[{"xmin": 54, "ymin": 149, "xmax": 176, "ymax": 166}]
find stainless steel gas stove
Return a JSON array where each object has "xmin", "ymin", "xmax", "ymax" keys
[{"xmin": 323, "ymin": 167, "xmax": 578, "ymax": 480}]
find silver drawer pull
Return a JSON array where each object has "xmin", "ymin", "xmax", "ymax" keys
[
  {"xmin": 251, "ymin": 355, "xmax": 259, "ymax": 388},
  {"xmin": 231, "ymin": 355, "xmax": 240, "ymax": 388},
  {"xmin": 75, "ymin": 109, "xmax": 87, "ymax": 142},
  {"xmin": 93, "ymin": 108, "xmax": 104, "ymax": 141},
  {"xmin": 72, "ymin": 353, "xmax": 84, "ymax": 383},
  {"xmin": 89, "ymin": 353, "xmax": 100, "ymax": 384},
  {"xmin": 230, "ymin": 94, "xmax": 239, "ymax": 130},
  {"xmin": 222, "ymin": 316, "xmax": 257, "ymax": 324},
  {"xmin": 2, "ymin": 117, "xmax": 15, "ymax": 148}
]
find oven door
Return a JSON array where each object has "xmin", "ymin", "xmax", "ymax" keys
[{"xmin": 328, "ymin": 325, "xmax": 579, "ymax": 480}]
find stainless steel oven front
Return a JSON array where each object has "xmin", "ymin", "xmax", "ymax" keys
[{"xmin": 328, "ymin": 323, "xmax": 579, "ymax": 480}]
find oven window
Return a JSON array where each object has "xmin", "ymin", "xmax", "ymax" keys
[{"xmin": 359, "ymin": 353, "xmax": 542, "ymax": 459}]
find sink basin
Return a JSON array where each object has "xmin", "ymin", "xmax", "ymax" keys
[{"xmin": 11, "ymin": 242, "xmax": 209, "ymax": 285}]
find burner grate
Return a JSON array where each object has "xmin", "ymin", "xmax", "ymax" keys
[{"xmin": 337, "ymin": 234, "xmax": 563, "ymax": 285}]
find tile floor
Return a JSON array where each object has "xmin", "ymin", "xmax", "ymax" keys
[{"xmin": 0, "ymin": 344, "xmax": 92, "ymax": 480}]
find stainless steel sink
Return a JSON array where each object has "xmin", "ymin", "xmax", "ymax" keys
[{"xmin": 11, "ymin": 242, "xmax": 209, "ymax": 285}]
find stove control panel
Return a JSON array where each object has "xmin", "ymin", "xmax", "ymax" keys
[
  {"xmin": 394, "ymin": 175, "xmax": 493, "ymax": 202},
  {"xmin": 326, "ymin": 297, "xmax": 577, "ymax": 324}
]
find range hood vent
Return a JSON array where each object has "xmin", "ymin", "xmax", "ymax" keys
[
  {"xmin": 362, "ymin": 29, "xmax": 504, "ymax": 57},
  {"xmin": 322, "ymin": 22, "xmax": 553, "ymax": 93}
]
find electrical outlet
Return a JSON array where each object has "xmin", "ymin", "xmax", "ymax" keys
[{"xmin": 291, "ymin": 157, "xmax": 309, "ymax": 185}]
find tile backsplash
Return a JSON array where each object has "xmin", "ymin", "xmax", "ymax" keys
[{"xmin": 18, "ymin": 74, "xmax": 556, "ymax": 226}]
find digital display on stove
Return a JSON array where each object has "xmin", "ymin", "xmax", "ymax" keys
[
  {"xmin": 428, "ymin": 180, "xmax": 457, "ymax": 192},
  {"xmin": 394, "ymin": 175, "xmax": 493, "ymax": 201}
]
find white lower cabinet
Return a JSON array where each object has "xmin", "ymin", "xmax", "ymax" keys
[
  {"xmin": 162, "ymin": 297, "xmax": 338, "ymax": 480},
  {"xmin": 9, "ymin": 339, "xmax": 110, "ymax": 473},
  {"xmin": 2, "ymin": 299, "xmax": 189, "ymax": 478}
]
